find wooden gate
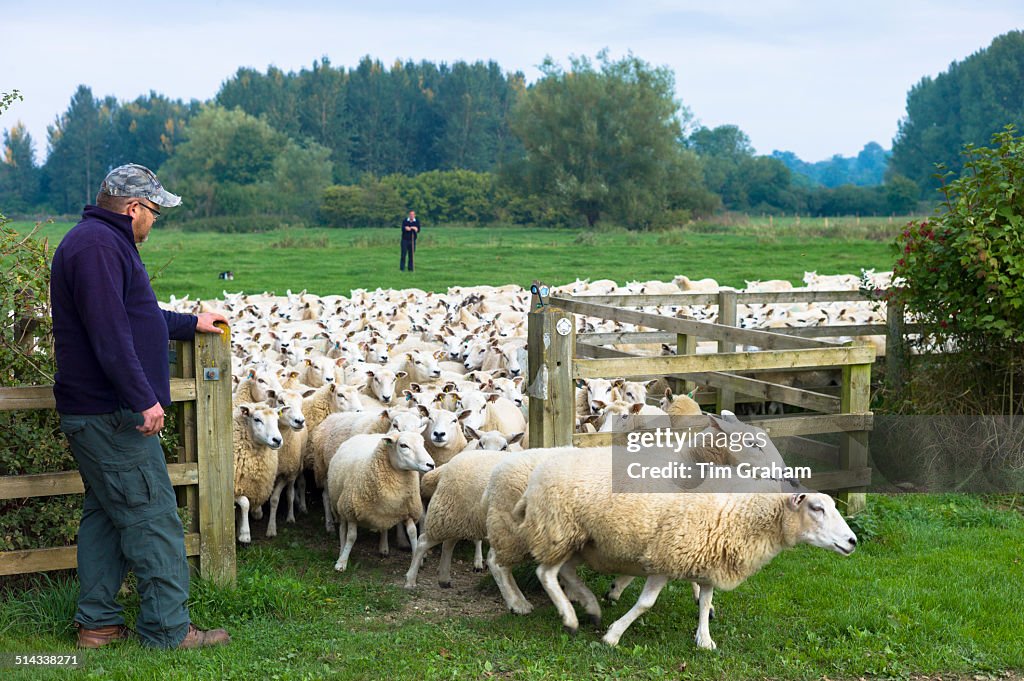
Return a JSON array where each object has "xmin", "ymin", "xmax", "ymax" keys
[{"xmin": 0, "ymin": 326, "xmax": 236, "ymax": 585}]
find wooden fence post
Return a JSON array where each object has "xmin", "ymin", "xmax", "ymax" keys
[
  {"xmin": 838, "ymin": 340, "xmax": 872, "ymax": 515},
  {"xmin": 174, "ymin": 340, "xmax": 201, "ymax": 574},
  {"xmin": 885, "ymin": 298, "xmax": 908, "ymax": 395},
  {"xmin": 527, "ymin": 303, "xmax": 575, "ymax": 448},
  {"xmin": 674, "ymin": 333, "xmax": 697, "ymax": 396},
  {"xmin": 715, "ymin": 287, "xmax": 737, "ymax": 413},
  {"xmin": 193, "ymin": 322, "xmax": 236, "ymax": 586}
]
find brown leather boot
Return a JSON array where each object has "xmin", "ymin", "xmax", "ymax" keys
[
  {"xmin": 76, "ymin": 623, "xmax": 135, "ymax": 648},
  {"xmin": 177, "ymin": 623, "xmax": 231, "ymax": 649}
]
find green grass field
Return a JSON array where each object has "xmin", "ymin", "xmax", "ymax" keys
[
  {"xmin": 9, "ymin": 215, "xmax": 1018, "ymax": 680},
  {"xmin": 1, "ymin": 493, "xmax": 1022, "ymax": 680},
  {"xmin": 15, "ymin": 216, "xmax": 901, "ymax": 300}
]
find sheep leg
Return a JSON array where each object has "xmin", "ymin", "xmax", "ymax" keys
[
  {"xmin": 378, "ymin": 529, "xmax": 390, "ymax": 557},
  {"xmin": 404, "ymin": 517, "xmax": 419, "ymax": 556},
  {"xmin": 266, "ymin": 478, "xmax": 288, "ymax": 538},
  {"xmin": 691, "ymin": 581, "xmax": 715, "ymax": 619},
  {"xmin": 694, "ymin": 583, "xmax": 717, "ymax": 650},
  {"xmin": 394, "ymin": 522, "xmax": 412, "ymax": 550},
  {"xmin": 295, "ymin": 475, "xmax": 308, "ymax": 514},
  {"xmin": 334, "ymin": 519, "xmax": 357, "ymax": 572},
  {"xmin": 473, "ymin": 540, "xmax": 485, "ymax": 572},
  {"xmin": 601, "ymin": 574, "xmax": 669, "ymax": 647},
  {"xmin": 558, "ymin": 558, "xmax": 602, "ymax": 627},
  {"xmin": 606, "ymin": 575, "xmax": 636, "ymax": 602},
  {"xmin": 323, "ymin": 488, "xmax": 335, "ymax": 533},
  {"xmin": 235, "ymin": 496, "xmax": 251, "ymax": 544},
  {"xmin": 487, "ymin": 548, "xmax": 532, "ymax": 615},
  {"xmin": 285, "ymin": 476, "xmax": 297, "ymax": 523},
  {"xmin": 536, "ymin": 561, "xmax": 578, "ymax": 634},
  {"xmin": 438, "ymin": 540, "xmax": 456, "ymax": 588},
  {"xmin": 404, "ymin": 533, "xmax": 441, "ymax": 589}
]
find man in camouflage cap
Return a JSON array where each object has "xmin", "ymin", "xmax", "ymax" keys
[{"xmin": 50, "ymin": 163, "xmax": 231, "ymax": 650}]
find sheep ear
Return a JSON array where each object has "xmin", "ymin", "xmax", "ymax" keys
[
  {"xmin": 406, "ymin": 352, "xmax": 415, "ymax": 360},
  {"xmin": 486, "ymin": 393, "xmax": 500, "ymax": 403},
  {"xmin": 612, "ymin": 378, "xmax": 624, "ymax": 388},
  {"xmin": 720, "ymin": 409, "xmax": 739, "ymax": 423},
  {"xmin": 442, "ymin": 382, "xmax": 456, "ymax": 393},
  {"xmin": 457, "ymin": 409, "xmax": 473, "ymax": 422},
  {"xmin": 788, "ymin": 493, "xmax": 807, "ymax": 510},
  {"xmin": 629, "ymin": 403, "xmax": 644, "ymax": 415},
  {"xmin": 381, "ymin": 433, "xmax": 398, "ymax": 445},
  {"xmin": 266, "ymin": 389, "xmax": 277, "ymax": 400},
  {"xmin": 419, "ymin": 417, "xmax": 431, "ymax": 431},
  {"xmin": 512, "ymin": 376, "xmax": 524, "ymax": 387},
  {"xmin": 396, "ymin": 370, "xmax": 408, "ymax": 379},
  {"xmin": 417, "ymin": 405, "xmax": 430, "ymax": 418},
  {"xmin": 365, "ymin": 370, "xmax": 376, "ymax": 378},
  {"xmin": 507, "ymin": 432, "xmax": 525, "ymax": 445},
  {"xmin": 433, "ymin": 349, "xmax": 445, "ymax": 360},
  {"xmin": 465, "ymin": 426, "xmax": 481, "ymax": 441},
  {"xmin": 302, "ymin": 389, "xmax": 315, "ymax": 398},
  {"xmin": 381, "ymin": 409, "xmax": 390, "ymax": 420},
  {"xmin": 409, "ymin": 383, "xmax": 422, "ymax": 393},
  {"xmin": 664, "ymin": 387, "xmax": 673, "ymax": 398},
  {"xmin": 645, "ymin": 379, "xmax": 659, "ymax": 389},
  {"xmin": 403, "ymin": 390, "xmax": 415, "ymax": 402}
]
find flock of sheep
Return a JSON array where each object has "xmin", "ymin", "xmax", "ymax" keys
[{"xmin": 163, "ymin": 271, "xmax": 877, "ymax": 650}]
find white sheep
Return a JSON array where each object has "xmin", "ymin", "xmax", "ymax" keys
[
  {"xmin": 481, "ymin": 447, "xmax": 604, "ymax": 616},
  {"xmin": 516, "ymin": 449, "xmax": 857, "ymax": 650},
  {"xmin": 404, "ymin": 448, "xmax": 505, "ymax": 589},
  {"xmin": 311, "ymin": 408, "xmax": 428, "ymax": 533},
  {"xmin": 418, "ymin": 405, "xmax": 471, "ymax": 466},
  {"xmin": 659, "ymin": 387, "xmax": 703, "ymax": 416},
  {"xmin": 265, "ymin": 389, "xmax": 307, "ymax": 538},
  {"xmin": 233, "ymin": 402, "xmax": 284, "ymax": 544},
  {"xmin": 327, "ymin": 432, "xmax": 435, "ymax": 572}
]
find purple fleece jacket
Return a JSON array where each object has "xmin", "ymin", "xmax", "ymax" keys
[{"xmin": 50, "ymin": 205, "xmax": 198, "ymax": 414}]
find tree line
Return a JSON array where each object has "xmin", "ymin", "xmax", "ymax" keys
[{"xmin": 4, "ymin": 33, "xmax": 1023, "ymax": 227}]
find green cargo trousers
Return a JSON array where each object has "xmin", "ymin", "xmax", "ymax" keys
[{"xmin": 59, "ymin": 408, "xmax": 191, "ymax": 649}]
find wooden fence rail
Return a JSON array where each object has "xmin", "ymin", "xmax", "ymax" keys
[
  {"xmin": 0, "ymin": 326, "xmax": 236, "ymax": 584},
  {"xmin": 528, "ymin": 286, "xmax": 875, "ymax": 514}
]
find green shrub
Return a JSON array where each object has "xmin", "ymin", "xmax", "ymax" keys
[
  {"xmin": 893, "ymin": 126, "xmax": 1024, "ymax": 345},
  {"xmin": 0, "ymin": 219, "xmax": 79, "ymax": 551},
  {"xmin": 888, "ymin": 126, "xmax": 1024, "ymax": 415}
]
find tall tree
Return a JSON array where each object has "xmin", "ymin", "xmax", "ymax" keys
[
  {"xmin": 43, "ymin": 86, "xmax": 118, "ymax": 212},
  {"xmin": 158, "ymin": 105, "xmax": 331, "ymax": 220},
  {"xmin": 891, "ymin": 31, "xmax": 1024, "ymax": 194},
  {"xmin": 510, "ymin": 51, "xmax": 703, "ymax": 227},
  {"xmin": 1, "ymin": 122, "xmax": 41, "ymax": 209}
]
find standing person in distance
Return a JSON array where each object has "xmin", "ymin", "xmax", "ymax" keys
[
  {"xmin": 50, "ymin": 163, "xmax": 231, "ymax": 650},
  {"xmin": 400, "ymin": 210, "xmax": 420, "ymax": 272}
]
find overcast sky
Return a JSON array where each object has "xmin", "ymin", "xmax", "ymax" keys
[{"xmin": 2, "ymin": 0, "xmax": 1021, "ymax": 163}]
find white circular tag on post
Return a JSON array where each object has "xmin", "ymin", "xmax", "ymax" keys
[{"xmin": 556, "ymin": 318, "xmax": 572, "ymax": 336}]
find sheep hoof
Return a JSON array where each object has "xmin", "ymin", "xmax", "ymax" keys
[
  {"xmin": 603, "ymin": 590, "xmax": 617, "ymax": 603},
  {"xmin": 510, "ymin": 602, "xmax": 534, "ymax": 615},
  {"xmin": 334, "ymin": 561, "xmax": 348, "ymax": 572},
  {"xmin": 589, "ymin": 614, "xmax": 602, "ymax": 628},
  {"xmin": 563, "ymin": 625, "xmax": 578, "ymax": 636},
  {"xmin": 439, "ymin": 581, "xmax": 453, "ymax": 589},
  {"xmin": 473, "ymin": 566, "xmax": 485, "ymax": 573},
  {"xmin": 379, "ymin": 550, "xmax": 390, "ymax": 558}
]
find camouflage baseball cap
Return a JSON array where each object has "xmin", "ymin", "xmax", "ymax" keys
[{"xmin": 100, "ymin": 163, "xmax": 182, "ymax": 207}]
